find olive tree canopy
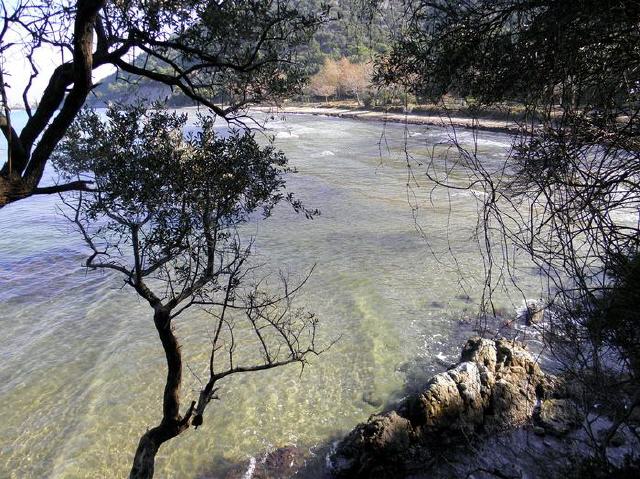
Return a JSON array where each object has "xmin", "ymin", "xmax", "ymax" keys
[
  {"xmin": 0, "ymin": 0, "xmax": 326, "ymax": 206},
  {"xmin": 54, "ymin": 105, "xmax": 326, "ymax": 478}
]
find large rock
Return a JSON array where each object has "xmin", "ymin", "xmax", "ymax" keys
[
  {"xmin": 330, "ymin": 338, "xmax": 556, "ymax": 478},
  {"xmin": 331, "ymin": 412, "xmax": 416, "ymax": 478}
]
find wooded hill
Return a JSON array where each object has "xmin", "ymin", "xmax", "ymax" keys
[{"xmin": 88, "ymin": 0, "xmax": 398, "ymax": 106}]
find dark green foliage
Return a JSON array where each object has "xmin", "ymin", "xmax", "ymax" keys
[
  {"xmin": 86, "ymin": 0, "xmax": 330, "ymax": 106},
  {"xmin": 53, "ymin": 105, "xmax": 290, "ymax": 286},
  {"xmin": 591, "ymin": 254, "xmax": 640, "ymax": 375},
  {"xmin": 382, "ymin": 0, "xmax": 640, "ymax": 109},
  {"xmin": 305, "ymin": 0, "xmax": 394, "ymax": 63},
  {"xmin": 55, "ymin": 105, "xmax": 288, "ymax": 214}
]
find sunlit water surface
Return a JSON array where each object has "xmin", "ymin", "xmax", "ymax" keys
[{"xmin": 0, "ymin": 110, "xmax": 546, "ymax": 478}]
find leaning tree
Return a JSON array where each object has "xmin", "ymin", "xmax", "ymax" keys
[
  {"xmin": 54, "ymin": 104, "xmax": 326, "ymax": 478},
  {"xmin": 379, "ymin": 0, "xmax": 640, "ymax": 459},
  {"xmin": 0, "ymin": 0, "xmax": 326, "ymax": 207}
]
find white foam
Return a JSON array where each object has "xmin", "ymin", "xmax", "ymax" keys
[
  {"xmin": 275, "ymin": 131, "xmax": 299, "ymax": 139},
  {"xmin": 242, "ymin": 456, "xmax": 256, "ymax": 479},
  {"xmin": 476, "ymin": 138, "xmax": 511, "ymax": 148},
  {"xmin": 610, "ymin": 208, "xmax": 639, "ymax": 225}
]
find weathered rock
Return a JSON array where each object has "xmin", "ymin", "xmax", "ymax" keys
[
  {"xmin": 610, "ymin": 431, "xmax": 626, "ymax": 447},
  {"xmin": 330, "ymin": 337, "xmax": 555, "ymax": 478},
  {"xmin": 490, "ymin": 378, "xmax": 531, "ymax": 427},
  {"xmin": 410, "ymin": 369, "xmax": 463, "ymax": 430},
  {"xmin": 535, "ymin": 399, "xmax": 583, "ymax": 437},
  {"xmin": 533, "ymin": 425, "xmax": 546, "ymax": 436},
  {"xmin": 495, "ymin": 338, "xmax": 543, "ymax": 378},
  {"xmin": 460, "ymin": 336, "xmax": 498, "ymax": 371},
  {"xmin": 331, "ymin": 411, "xmax": 415, "ymax": 478}
]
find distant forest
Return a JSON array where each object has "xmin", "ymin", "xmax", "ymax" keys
[{"xmin": 89, "ymin": 0, "xmax": 400, "ymax": 106}]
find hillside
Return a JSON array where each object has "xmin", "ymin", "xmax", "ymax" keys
[{"xmin": 88, "ymin": 0, "xmax": 398, "ymax": 106}]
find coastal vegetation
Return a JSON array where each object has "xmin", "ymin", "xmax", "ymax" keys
[
  {"xmin": 0, "ymin": 0, "xmax": 326, "ymax": 207},
  {"xmin": 376, "ymin": 0, "xmax": 640, "ymax": 474},
  {"xmin": 53, "ymin": 105, "xmax": 326, "ymax": 478},
  {"xmin": 87, "ymin": 0, "xmax": 397, "ymax": 106},
  {"xmin": 306, "ymin": 57, "xmax": 373, "ymax": 104}
]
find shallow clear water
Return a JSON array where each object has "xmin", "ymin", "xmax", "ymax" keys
[{"xmin": 0, "ymin": 110, "xmax": 545, "ymax": 478}]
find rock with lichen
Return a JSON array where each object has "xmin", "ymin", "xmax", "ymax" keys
[
  {"xmin": 330, "ymin": 337, "xmax": 560, "ymax": 478},
  {"xmin": 534, "ymin": 398, "xmax": 583, "ymax": 437}
]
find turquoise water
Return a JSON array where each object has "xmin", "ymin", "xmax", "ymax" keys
[{"xmin": 0, "ymin": 109, "xmax": 542, "ymax": 478}]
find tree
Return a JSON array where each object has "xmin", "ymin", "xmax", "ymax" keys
[
  {"xmin": 337, "ymin": 57, "xmax": 372, "ymax": 105},
  {"xmin": 307, "ymin": 57, "xmax": 373, "ymax": 103},
  {"xmin": 380, "ymin": 0, "xmax": 640, "ymax": 462},
  {"xmin": 307, "ymin": 57, "xmax": 341, "ymax": 101},
  {"xmin": 0, "ymin": 0, "xmax": 326, "ymax": 207},
  {"xmin": 53, "ymin": 105, "xmax": 326, "ymax": 478}
]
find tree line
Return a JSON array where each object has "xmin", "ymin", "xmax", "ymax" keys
[{"xmin": 88, "ymin": 0, "xmax": 399, "ymax": 107}]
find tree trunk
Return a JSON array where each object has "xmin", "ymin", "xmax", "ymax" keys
[
  {"xmin": 130, "ymin": 421, "xmax": 187, "ymax": 479},
  {"xmin": 0, "ymin": 0, "xmax": 105, "ymax": 208},
  {"xmin": 129, "ymin": 308, "xmax": 190, "ymax": 479},
  {"xmin": 130, "ymin": 429, "xmax": 161, "ymax": 479},
  {"xmin": 0, "ymin": 176, "xmax": 31, "ymax": 207}
]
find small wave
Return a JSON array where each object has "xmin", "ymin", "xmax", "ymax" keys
[
  {"xmin": 436, "ymin": 352, "xmax": 448, "ymax": 362},
  {"xmin": 325, "ymin": 440, "xmax": 340, "ymax": 471},
  {"xmin": 449, "ymin": 132, "xmax": 511, "ymax": 149},
  {"xmin": 476, "ymin": 138, "xmax": 511, "ymax": 148},
  {"xmin": 470, "ymin": 189, "xmax": 488, "ymax": 198},
  {"xmin": 275, "ymin": 131, "xmax": 299, "ymax": 139},
  {"xmin": 320, "ymin": 150, "xmax": 335, "ymax": 156}
]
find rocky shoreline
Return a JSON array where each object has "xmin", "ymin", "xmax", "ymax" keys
[
  {"xmin": 328, "ymin": 336, "xmax": 639, "ymax": 479},
  {"xmin": 223, "ymin": 336, "xmax": 638, "ymax": 479},
  {"xmin": 329, "ymin": 337, "xmax": 560, "ymax": 478}
]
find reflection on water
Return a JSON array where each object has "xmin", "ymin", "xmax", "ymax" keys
[{"xmin": 0, "ymin": 110, "xmax": 544, "ymax": 478}]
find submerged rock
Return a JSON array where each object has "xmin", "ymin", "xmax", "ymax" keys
[
  {"xmin": 331, "ymin": 411, "xmax": 415, "ymax": 478},
  {"xmin": 330, "ymin": 337, "xmax": 560, "ymax": 478},
  {"xmin": 362, "ymin": 390, "xmax": 384, "ymax": 408}
]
